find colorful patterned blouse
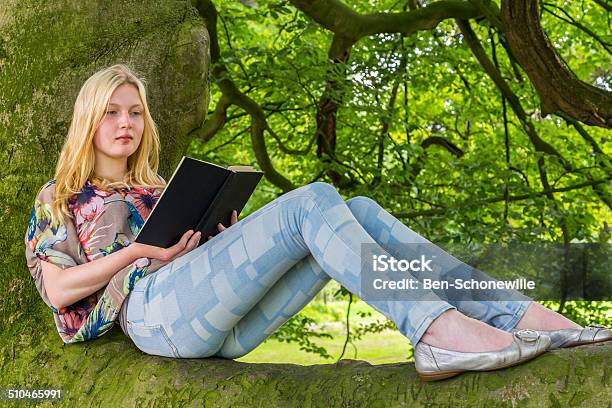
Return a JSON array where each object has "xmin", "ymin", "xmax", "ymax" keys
[{"xmin": 24, "ymin": 178, "xmax": 170, "ymax": 344}]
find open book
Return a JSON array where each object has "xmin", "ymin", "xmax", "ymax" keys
[{"xmin": 135, "ymin": 156, "xmax": 263, "ymax": 248}]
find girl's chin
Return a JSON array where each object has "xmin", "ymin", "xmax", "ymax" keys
[
  {"xmin": 104, "ymin": 149, "xmax": 138, "ymax": 159},
  {"xmin": 95, "ymin": 144, "xmax": 139, "ymax": 160}
]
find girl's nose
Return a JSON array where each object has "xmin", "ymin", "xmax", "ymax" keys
[{"xmin": 119, "ymin": 111, "xmax": 132, "ymax": 128}]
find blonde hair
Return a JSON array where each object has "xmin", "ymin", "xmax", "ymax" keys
[{"xmin": 50, "ymin": 64, "xmax": 165, "ymax": 225}]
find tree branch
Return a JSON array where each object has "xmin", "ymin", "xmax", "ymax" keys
[
  {"xmin": 457, "ymin": 18, "xmax": 612, "ymax": 210},
  {"xmin": 592, "ymin": 0, "xmax": 612, "ymax": 13},
  {"xmin": 287, "ymin": 0, "xmax": 481, "ymax": 42},
  {"xmin": 542, "ymin": 3, "xmax": 612, "ymax": 55},
  {"xmin": 188, "ymin": 94, "xmax": 232, "ymax": 142},
  {"xmin": 407, "ymin": 135, "xmax": 465, "ymax": 183},
  {"xmin": 314, "ymin": 33, "xmax": 355, "ymax": 187},
  {"xmin": 193, "ymin": 0, "xmax": 296, "ymax": 192},
  {"xmin": 265, "ymin": 123, "xmax": 317, "ymax": 155},
  {"xmin": 372, "ymin": 36, "xmax": 406, "ymax": 187},
  {"xmin": 500, "ymin": 0, "xmax": 612, "ymax": 128},
  {"xmin": 392, "ymin": 178, "xmax": 611, "ymax": 218}
]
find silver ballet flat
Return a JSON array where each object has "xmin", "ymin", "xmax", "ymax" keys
[
  {"xmin": 414, "ymin": 329, "xmax": 551, "ymax": 381},
  {"xmin": 512, "ymin": 324, "xmax": 612, "ymax": 350}
]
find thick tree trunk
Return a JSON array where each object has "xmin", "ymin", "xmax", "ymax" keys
[{"xmin": 0, "ymin": 0, "xmax": 209, "ymax": 391}]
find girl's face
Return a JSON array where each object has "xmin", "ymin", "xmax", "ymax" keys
[{"xmin": 93, "ymin": 83, "xmax": 144, "ymax": 162}]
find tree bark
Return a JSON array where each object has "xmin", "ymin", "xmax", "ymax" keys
[
  {"xmin": 0, "ymin": 0, "xmax": 210, "ymax": 380},
  {"xmin": 1, "ymin": 325, "xmax": 610, "ymax": 406}
]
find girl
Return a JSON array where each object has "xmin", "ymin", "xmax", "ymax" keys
[{"xmin": 25, "ymin": 64, "xmax": 610, "ymax": 381}]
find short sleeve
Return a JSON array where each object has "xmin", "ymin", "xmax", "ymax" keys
[{"xmin": 24, "ymin": 181, "xmax": 87, "ymax": 309}]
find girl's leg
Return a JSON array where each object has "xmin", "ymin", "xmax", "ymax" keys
[
  {"xmin": 343, "ymin": 196, "xmax": 533, "ymax": 331},
  {"xmin": 213, "ymin": 194, "xmax": 532, "ymax": 359},
  {"xmin": 215, "ymin": 254, "xmax": 330, "ymax": 358},
  {"xmin": 125, "ymin": 182, "xmax": 456, "ymax": 358}
]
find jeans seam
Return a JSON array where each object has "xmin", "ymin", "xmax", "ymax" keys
[
  {"xmin": 411, "ymin": 304, "xmax": 456, "ymax": 345},
  {"xmin": 499, "ymin": 300, "xmax": 532, "ymax": 331},
  {"xmin": 127, "ymin": 321, "xmax": 181, "ymax": 358},
  {"xmin": 159, "ymin": 325, "xmax": 181, "ymax": 358}
]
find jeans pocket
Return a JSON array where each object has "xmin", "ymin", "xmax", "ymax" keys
[{"xmin": 127, "ymin": 320, "xmax": 181, "ymax": 358}]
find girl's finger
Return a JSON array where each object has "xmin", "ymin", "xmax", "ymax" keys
[
  {"xmin": 174, "ymin": 233, "xmax": 201, "ymax": 260},
  {"xmin": 169, "ymin": 230, "xmax": 193, "ymax": 258},
  {"xmin": 231, "ymin": 210, "xmax": 238, "ymax": 224},
  {"xmin": 188, "ymin": 231, "xmax": 202, "ymax": 246},
  {"xmin": 218, "ymin": 223, "xmax": 225, "ymax": 231},
  {"xmin": 180, "ymin": 230, "xmax": 194, "ymax": 247}
]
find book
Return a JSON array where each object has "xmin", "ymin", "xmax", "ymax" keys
[{"xmin": 134, "ymin": 156, "xmax": 264, "ymax": 248}]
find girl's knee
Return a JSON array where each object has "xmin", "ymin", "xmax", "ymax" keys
[
  {"xmin": 306, "ymin": 181, "xmax": 338, "ymax": 198},
  {"xmin": 346, "ymin": 195, "xmax": 377, "ymax": 209},
  {"xmin": 290, "ymin": 182, "xmax": 342, "ymax": 206},
  {"xmin": 346, "ymin": 196, "xmax": 381, "ymax": 219},
  {"xmin": 345, "ymin": 196, "xmax": 385, "ymax": 225}
]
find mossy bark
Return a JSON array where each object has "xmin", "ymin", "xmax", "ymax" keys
[
  {"xmin": 0, "ymin": 0, "xmax": 210, "ymax": 401},
  {"xmin": 0, "ymin": 1, "xmax": 209, "ymax": 322},
  {"xmin": 1, "ymin": 325, "xmax": 611, "ymax": 407}
]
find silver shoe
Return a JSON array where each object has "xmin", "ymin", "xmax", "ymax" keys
[
  {"xmin": 414, "ymin": 329, "xmax": 551, "ymax": 381},
  {"xmin": 512, "ymin": 324, "xmax": 612, "ymax": 350}
]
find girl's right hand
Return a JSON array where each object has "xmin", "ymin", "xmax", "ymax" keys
[{"xmin": 128, "ymin": 230, "xmax": 202, "ymax": 262}]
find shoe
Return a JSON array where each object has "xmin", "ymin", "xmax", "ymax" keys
[
  {"xmin": 414, "ymin": 329, "xmax": 551, "ymax": 381},
  {"xmin": 512, "ymin": 324, "xmax": 612, "ymax": 350}
]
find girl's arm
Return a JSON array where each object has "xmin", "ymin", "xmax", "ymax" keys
[{"xmin": 42, "ymin": 230, "xmax": 201, "ymax": 309}]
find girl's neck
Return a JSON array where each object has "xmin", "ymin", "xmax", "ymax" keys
[{"xmin": 93, "ymin": 162, "xmax": 128, "ymax": 183}]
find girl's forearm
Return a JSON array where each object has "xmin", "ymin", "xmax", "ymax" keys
[{"xmin": 52, "ymin": 245, "xmax": 144, "ymax": 309}]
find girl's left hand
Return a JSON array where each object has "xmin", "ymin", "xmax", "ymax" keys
[{"xmin": 208, "ymin": 209, "xmax": 238, "ymax": 241}]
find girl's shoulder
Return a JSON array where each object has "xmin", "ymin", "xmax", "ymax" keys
[{"xmin": 35, "ymin": 179, "xmax": 57, "ymax": 203}]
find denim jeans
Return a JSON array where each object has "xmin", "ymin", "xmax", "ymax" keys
[{"xmin": 124, "ymin": 182, "xmax": 533, "ymax": 358}]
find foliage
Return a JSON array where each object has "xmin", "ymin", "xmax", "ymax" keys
[
  {"xmin": 267, "ymin": 315, "xmax": 335, "ymax": 360},
  {"xmin": 190, "ymin": 0, "xmax": 610, "ymax": 243},
  {"xmin": 186, "ymin": 0, "xmax": 611, "ymax": 358},
  {"xmin": 542, "ymin": 300, "xmax": 612, "ymax": 327}
]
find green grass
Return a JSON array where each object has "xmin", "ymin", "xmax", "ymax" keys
[
  {"xmin": 236, "ymin": 293, "xmax": 414, "ymax": 366},
  {"xmin": 236, "ymin": 329, "xmax": 412, "ymax": 366}
]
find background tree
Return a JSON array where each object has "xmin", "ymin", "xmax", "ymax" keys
[{"xmin": 186, "ymin": 0, "xmax": 611, "ymax": 344}]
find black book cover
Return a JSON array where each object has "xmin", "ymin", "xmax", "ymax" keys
[{"xmin": 135, "ymin": 156, "xmax": 263, "ymax": 248}]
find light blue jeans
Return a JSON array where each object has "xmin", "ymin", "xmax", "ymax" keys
[{"xmin": 124, "ymin": 182, "xmax": 533, "ymax": 358}]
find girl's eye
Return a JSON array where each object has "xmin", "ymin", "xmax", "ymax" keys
[
  {"xmin": 107, "ymin": 110, "xmax": 117, "ymax": 115},
  {"xmin": 131, "ymin": 111, "xmax": 142, "ymax": 116}
]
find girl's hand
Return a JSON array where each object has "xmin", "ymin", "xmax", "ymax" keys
[
  {"xmin": 208, "ymin": 210, "xmax": 238, "ymax": 241},
  {"xmin": 129, "ymin": 229, "xmax": 201, "ymax": 262}
]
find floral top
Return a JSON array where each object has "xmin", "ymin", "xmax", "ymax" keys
[{"xmin": 24, "ymin": 178, "xmax": 170, "ymax": 344}]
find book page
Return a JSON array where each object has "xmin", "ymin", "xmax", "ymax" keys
[{"xmin": 228, "ymin": 165, "xmax": 257, "ymax": 172}]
